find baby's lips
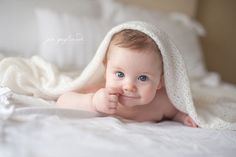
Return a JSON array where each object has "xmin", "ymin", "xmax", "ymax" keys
[{"xmin": 117, "ymin": 89, "xmax": 124, "ymax": 95}]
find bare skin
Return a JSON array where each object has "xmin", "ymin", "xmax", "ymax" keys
[
  {"xmin": 57, "ymin": 86, "xmax": 197, "ymax": 127},
  {"xmin": 57, "ymin": 45, "xmax": 198, "ymax": 128}
]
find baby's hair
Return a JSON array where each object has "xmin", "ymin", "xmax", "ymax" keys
[
  {"xmin": 109, "ymin": 29, "xmax": 160, "ymax": 53},
  {"xmin": 105, "ymin": 29, "xmax": 162, "ymax": 67}
]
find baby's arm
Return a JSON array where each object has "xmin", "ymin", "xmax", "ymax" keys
[
  {"xmin": 57, "ymin": 88, "xmax": 123, "ymax": 114},
  {"xmin": 173, "ymin": 111, "xmax": 198, "ymax": 128},
  {"xmin": 57, "ymin": 92, "xmax": 97, "ymax": 112}
]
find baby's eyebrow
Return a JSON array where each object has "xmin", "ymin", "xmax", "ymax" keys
[
  {"xmin": 140, "ymin": 72, "xmax": 154, "ymax": 76},
  {"xmin": 112, "ymin": 66, "xmax": 124, "ymax": 71}
]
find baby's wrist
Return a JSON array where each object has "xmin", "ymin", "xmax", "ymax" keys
[{"xmin": 90, "ymin": 93, "xmax": 99, "ymax": 112}]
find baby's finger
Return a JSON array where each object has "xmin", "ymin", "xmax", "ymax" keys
[
  {"xmin": 108, "ymin": 107, "xmax": 117, "ymax": 112},
  {"xmin": 108, "ymin": 87, "xmax": 123, "ymax": 95},
  {"xmin": 107, "ymin": 108, "xmax": 116, "ymax": 114},
  {"xmin": 108, "ymin": 102, "xmax": 118, "ymax": 108},
  {"xmin": 109, "ymin": 95, "xmax": 118, "ymax": 102}
]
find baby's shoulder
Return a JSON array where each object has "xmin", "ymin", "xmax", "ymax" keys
[
  {"xmin": 153, "ymin": 88, "xmax": 172, "ymax": 106},
  {"xmin": 80, "ymin": 82, "xmax": 105, "ymax": 93},
  {"xmin": 155, "ymin": 87, "xmax": 168, "ymax": 98},
  {"xmin": 154, "ymin": 88, "xmax": 178, "ymax": 119}
]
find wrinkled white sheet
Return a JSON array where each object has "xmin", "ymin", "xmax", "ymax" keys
[
  {"xmin": 0, "ymin": 95, "xmax": 236, "ymax": 157},
  {"xmin": 1, "ymin": 116, "xmax": 236, "ymax": 157}
]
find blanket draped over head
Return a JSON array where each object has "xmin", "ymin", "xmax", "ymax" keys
[{"xmin": 0, "ymin": 21, "xmax": 236, "ymax": 130}]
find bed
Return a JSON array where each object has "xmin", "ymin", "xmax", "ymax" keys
[{"xmin": 0, "ymin": 0, "xmax": 236, "ymax": 157}]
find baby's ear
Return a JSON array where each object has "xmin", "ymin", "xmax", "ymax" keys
[
  {"xmin": 103, "ymin": 59, "xmax": 107, "ymax": 65},
  {"xmin": 157, "ymin": 75, "xmax": 164, "ymax": 90},
  {"xmin": 103, "ymin": 59, "xmax": 107, "ymax": 80}
]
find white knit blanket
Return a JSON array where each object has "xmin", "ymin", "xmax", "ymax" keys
[{"xmin": 0, "ymin": 21, "xmax": 236, "ymax": 130}]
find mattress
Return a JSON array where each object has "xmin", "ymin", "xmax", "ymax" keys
[{"xmin": 0, "ymin": 94, "xmax": 235, "ymax": 157}]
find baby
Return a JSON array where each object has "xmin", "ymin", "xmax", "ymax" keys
[{"xmin": 57, "ymin": 29, "xmax": 198, "ymax": 127}]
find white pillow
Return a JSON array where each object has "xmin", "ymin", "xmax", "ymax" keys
[
  {"xmin": 37, "ymin": 0, "xmax": 207, "ymax": 78},
  {"xmin": 102, "ymin": 1, "xmax": 207, "ymax": 78},
  {"xmin": 0, "ymin": 0, "xmax": 105, "ymax": 57},
  {"xmin": 36, "ymin": 9, "xmax": 113, "ymax": 71}
]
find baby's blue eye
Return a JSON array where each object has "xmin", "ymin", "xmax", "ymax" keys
[
  {"xmin": 138, "ymin": 75, "xmax": 148, "ymax": 81},
  {"xmin": 115, "ymin": 71, "xmax": 125, "ymax": 78}
]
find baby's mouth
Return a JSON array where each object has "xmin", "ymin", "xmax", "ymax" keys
[{"xmin": 121, "ymin": 94, "xmax": 139, "ymax": 99}]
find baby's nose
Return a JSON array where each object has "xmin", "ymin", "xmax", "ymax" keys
[{"xmin": 123, "ymin": 82, "xmax": 137, "ymax": 93}]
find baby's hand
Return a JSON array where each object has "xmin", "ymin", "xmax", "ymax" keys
[
  {"xmin": 183, "ymin": 116, "xmax": 198, "ymax": 128},
  {"xmin": 173, "ymin": 111, "xmax": 198, "ymax": 128},
  {"xmin": 92, "ymin": 87, "xmax": 123, "ymax": 114}
]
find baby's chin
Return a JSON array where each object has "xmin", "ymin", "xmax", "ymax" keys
[
  {"xmin": 119, "ymin": 96, "xmax": 153, "ymax": 108},
  {"xmin": 121, "ymin": 103, "xmax": 137, "ymax": 108},
  {"xmin": 119, "ymin": 100, "xmax": 146, "ymax": 108}
]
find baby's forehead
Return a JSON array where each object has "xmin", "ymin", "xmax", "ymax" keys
[
  {"xmin": 109, "ymin": 44, "xmax": 162, "ymax": 61},
  {"xmin": 109, "ymin": 45, "xmax": 163, "ymax": 69}
]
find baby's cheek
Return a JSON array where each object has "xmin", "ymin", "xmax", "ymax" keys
[
  {"xmin": 105, "ymin": 80, "xmax": 121, "ymax": 89},
  {"xmin": 142, "ymin": 88, "xmax": 157, "ymax": 103}
]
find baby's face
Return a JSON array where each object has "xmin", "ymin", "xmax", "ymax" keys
[{"xmin": 105, "ymin": 45, "xmax": 163, "ymax": 107}]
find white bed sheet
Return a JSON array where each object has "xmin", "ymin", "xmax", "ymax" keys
[{"xmin": 0, "ymin": 95, "xmax": 236, "ymax": 157}]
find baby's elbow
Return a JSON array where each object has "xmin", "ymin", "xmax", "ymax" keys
[
  {"xmin": 57, "ymin": 92, "xmax": 77, "ymax": 108},
  {"xmin": 56, "ymin": 94, "xmax": 68, "ymax": 108}
]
